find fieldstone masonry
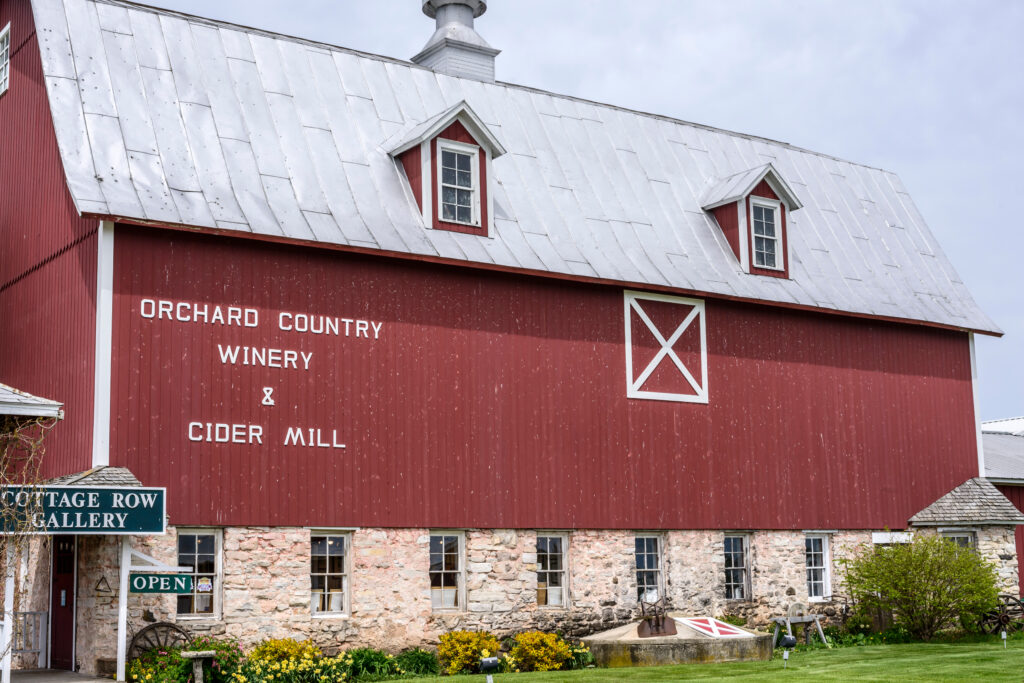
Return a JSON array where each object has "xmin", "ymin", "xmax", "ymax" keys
[{"xmin": 6, "ymin": 525, "xmax": 1018, "ymax": 675}]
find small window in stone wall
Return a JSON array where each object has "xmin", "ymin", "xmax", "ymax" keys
[
  {"xmin": 805, "ymin": 535, "xmax": 831, "ymax": 601},
  {"xmin": 311, "ymin": 533, "xmax": 348, "ymax": 614},
  {"xmin": 537, "ymin": 535, "xmax": 568, "ymax": 607},
  {"xmin": 724, "ymin": 535, "xmax": 750, "ymax": 600},
  {"xmin": 177, "ymin": 530, "xmax": 220, "ymax": 617},
  {"xmin": 635, "ymin": 536, "xmax": 663, "ymax": 602},
  {"xmin": 941, "ymin": 530, "xmax": 977, "ymax": 549},
  {"xmin": 430, "ymin": 532, "xmax": 464, "ymax": 610}
]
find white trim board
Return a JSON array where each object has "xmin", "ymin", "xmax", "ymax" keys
[
  {"xmin": 624, "ymin": 290, "xmax": 708, "ymax": 403},
  {"xmin": 92, "ymin": 221, "xmax": 115, "ymax": 467}
]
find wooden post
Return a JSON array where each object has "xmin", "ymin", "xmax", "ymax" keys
[
  {"xmin": 116, "ymin": 537, "xmax": 131, "ymax": 682},
  {"xmin": 2, "ymin": 544, "xmax": 15, "ymax": 683}
]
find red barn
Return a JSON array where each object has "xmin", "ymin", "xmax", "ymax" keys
[{"xmin": 1, "ymin": 0, "xmax": 1020, "ymax": 676}]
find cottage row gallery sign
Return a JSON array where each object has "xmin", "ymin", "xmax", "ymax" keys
[{"xmin": 0, "ymin": 486, "xmax": 166, "ymax": 534}]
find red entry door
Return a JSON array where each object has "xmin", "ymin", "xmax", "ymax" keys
[{"xmin": 50, "ymin": 535, "xmax": 76, "ymax": 670}]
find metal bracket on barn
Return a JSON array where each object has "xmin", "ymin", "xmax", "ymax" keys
[{"xmin": 116, "ymin": 542, "xmax": 191, "ymax": 682}]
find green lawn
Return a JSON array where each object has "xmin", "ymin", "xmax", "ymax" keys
[{"xmin": 421, "ymin": 637, "xmax": 1023, "ymax": 682}]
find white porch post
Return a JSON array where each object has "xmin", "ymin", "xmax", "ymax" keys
[
  {"xmin": 116, "ymin": 537, "xmax": 131, "ymax": 682},
  {"xmin": 2, "ymin": 544, "xmax": 15, "ymax": 683}
]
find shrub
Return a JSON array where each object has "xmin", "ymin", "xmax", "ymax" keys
[
  {"xmin": 437, "ymin": 630, "xmax": 500, "ymax": 675},
  {"xmin": 345, "ymin": 647, "xmax": 397, "ymax": 680},
  {"xmin": 394, "ymin": 647, "xmax": 440, "ymax": 676},
  {"xmin": 237, "ymin": 647, "xmax": 348, "ymax": 683},
  {"xmin": 248, "ymin": 638, "xmax": 322, "ymax": 662},
  {"xmin": 563, "ymin": 638, "xmax": 594, "ymax": 670},
  {"xmin": 839, "ymin": 534, "xmax": 999, "ymax": 640},
  {"xmin": 128, "ymin": 647, "xmax": 189, "ymax": 683},
  {"xmin": 718, "ymin": 614, "xmax": 747, "ymax": 627},
  {"xmin": 507, "ymin": 631, "xmax": 571, "ymax": 672},
  {"xmin": 187, "ymin": 636, "xmax": 244, "ymax": 683}
]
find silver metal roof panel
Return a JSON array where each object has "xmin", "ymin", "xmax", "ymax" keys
[{"xmin": 30, "ymin": 0, "xmax": 1000, "ymax": 334}]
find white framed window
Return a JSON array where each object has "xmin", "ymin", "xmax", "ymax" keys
[
  {"xmin": 724, "ymin": 534, "xmax": 750, "ymax": 600},
  {"xmin": 429, "ymin": 531, "xmax": 465, "ymax": 610},
  {"xmin": 634, "ymin": 535, "xmax": 663, "ymax": 602},
  {"xmin": 437, "ymin": 140, "xmax": 479, "ymax": 226},
  {"xmin": 0, "ymin": 23, "xmax": 11, "ymax": 96},
  {"xmin": 536, "ymin": 534, "xmax": 568, "ymax": 608},
  {"xmin": 941, "ymin": 530, "xmax": 977, "ymax": 549},
  {"xmin": 805, "ymin": 535, "xmax": 831, "ymax": 601},
  {"xmin": 311, "ymin": 531, "xmax": 350, "ymax": 615},
  {"xmin": 176, "ymin": 529, "xmax": 222, "ymax": 618},
  {"xmin": 750, "ymin": 198, "xmax": 782, "ymax": 270}
]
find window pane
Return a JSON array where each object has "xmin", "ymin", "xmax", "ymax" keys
[
  {"xmin": 456, "ymin": 153, "xmax": 471, "ymax": 171},
  {"xmin": 195, "ymin": 594, "xmax": 213, "ymax": 614},
  {"xmin": 196, "ymin": 556, "xmax": 215, "ymax": 574},
  {"xmin": 178, "ymin": 535, "xmax": 196, "ymax": 554},
  {"xmin": 328, "ymin": 556, "xmax": 344, "ymax": 573},
  {"xmin": 312, "ymin": 536, "xmax": 327, "ymax": 555},
  {"xmin": 457, "ymin": 189, "xmax": 471, "ymax": 206},
  {"xmin": 177, "ymin": 595, "xmax": 193, "ymax": 614},
  {"xmin": 442, "ymin": 187, "xmax": 457, "ymax": 205},
  {"xmin": 456, "ymin": 206, "xmax": 471, "ymax": 223},
  {"xmin": 547, "ymin": 537, "xmax": 562, "ymax": 554},
  {"xmin": 444, "ymin": 537, "xmax": 459, "ymax": 554},
  {"xmin": 457, "ymin": 171, "xmax": 472, "ymax": 187},
  {"xmin": 442, "ymin": 151, "xmax": 456, "ymax": 168},
  {"xmin": 442, "ymin": 203, "xmax": 456, "ymax": 221},
  {"xmin": 635, "ymin": 538, "xmax": 644, "ymax": 553},
  {"xmin": 442, "ymin": 168, "xmax": 457, "ymax": 185},
  {"xmin": 178, "ymin": 555, "xmax": 197, "ymax": 572},
  {"xmin": 444, "ymin": 552, "xmax": 459, "ymax": 571},
  {"xmin": 430, "ymin": 536, "xmax": 442, "ymax": 554},
  {"xmin": 537, "ymin": 537, "xmax": 549, "ymax": 553},
  {"xmin": 196, "ymin": 535, "xmax": 214, "ymax": 553}
]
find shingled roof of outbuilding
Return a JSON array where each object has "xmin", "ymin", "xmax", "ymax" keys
[
  {"xmin": 909, "ymin": 477, "xmax": 1024, "ymax": 526},
  {"xmin": 48, "ymin": 466, "xmax": 143, "ymax": 487},
  {"xmin": 29, "ymin": 0, "xmax": 999, "ymax": 334}
]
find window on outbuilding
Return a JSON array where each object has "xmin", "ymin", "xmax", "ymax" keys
[
  {"xmin": 724, "ymin": 534, "xmax": 750, "ymax": 600},
  {"xmin": 635, "ymin": 536, "xmax": 663, "ymax": 602},
  {"xmin": 537, "ymin": 534, "xmax": 568, "ymax": 607},
  {"xmin": 941, "ymin": 530, "xmax": 977, "ymax": 549},
  {"xmin": 805, "ymin": 535, "xmax": 831, "ymax": 601},
  {"xmin": 311, "ymin": 532, "xmax": 349, "ymax": 615},
  {"xmin": 176, "ymin": 529, "xmax": 221, "ymax": 617},
  {"xmin": 0, "ymin": 23, "xmax": 11, "ymax": 96},
  {"xmin": 429, "ymin": 532, "xmax": 465, "ymax": 610}
]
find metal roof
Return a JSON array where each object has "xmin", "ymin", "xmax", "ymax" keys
[
  {"xmin": 700, "ymin": 163, "xmax": 803, "ymax": 212},
  {"xmin": 31, "ymin": 0, "xmax": 999, "ymax": 334},
  {"xmin": 983, "ymin": 433, "xmax": 1024, "ymax": 482},
  {"xmin": 983, "ymin": 417, "xmax": 1024, "ymax": 436},
  {"xmin": 0, "ymin": 382, "xmax": 64, "ymax": 418},
  {"xmin": 909, "ymin": 477, "xmax": 1024, "ymax": 526}
]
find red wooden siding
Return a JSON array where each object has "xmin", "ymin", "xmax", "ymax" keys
[
  {"xmin": 431, "ymin": 120, "xmax": 488, "ymax": 236},
  {"xmin": 398, "ymin": 144, "xmax": 422, "ymax": 210},
  {"xmin": 111, "ymin": 227, "xmax": 978, "ymax": 531},
  {"xmin": 996, "ymin": 484, "xmax": 1024, "ymax": 596},
  {"xmin": 711, "ymin": 204, "xmax": 740, "ymax": 262},
  {"xmin": 0, "ymin": 0, "xmax": 96, "ymax": 478},
  {"xmin": 751, "ymin": 179, "xmax": 779, "ymax": 201}
]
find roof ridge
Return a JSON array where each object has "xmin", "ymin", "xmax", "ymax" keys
[{"xmin": 99, "ymin": 0, "xmax": 893, "ymax": 175}]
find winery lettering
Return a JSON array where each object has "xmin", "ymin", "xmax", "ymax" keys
[{"xmin": 139, "ymin": 297, "xmax": 379, "ymax": 450}]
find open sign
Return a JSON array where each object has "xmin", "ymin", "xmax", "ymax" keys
[{"xmin": 129, "ymin": 574, "xmax": 194, "ymax": 594}]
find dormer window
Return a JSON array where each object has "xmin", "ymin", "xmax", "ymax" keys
[
  {"xmin": 439, "ymin": 144, "xmax": 478, "ymax": 226},
  {"xmin": 701, "ymin": 164, "xmax": 802, "ymax": 279},
  {"xmin": 0, "ymin": 23, "xmax": 11, "ymax": 96},
  {"xmin": 387, "ymin": 100, "xmax": 506, "ymax": 237},
  {"xmin": 751, "ymin": 199, "xmax": 781, "ymax": 270}
]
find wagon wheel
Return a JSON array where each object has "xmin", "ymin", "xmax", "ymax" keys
[
  {"xmin": 978, "ymin": 594, "xmax": 1024, "ymax": 634},
  {"xmin": 128, "ymin": 622, "xmax": 192, "ymax": 659}
]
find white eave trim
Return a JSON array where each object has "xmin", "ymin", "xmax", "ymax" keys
[
  {"xmin": 701, "ymin": 163, "xmax": 804, "ymax": 212},
  {"xmin": 385, "ymin": 100, "xmax": 507, "ymax": 159},
  {"xmin": 0, "ymin": 402, "xmax": 64, "ymax": 419},
  {"xmin": 985, "ymin": 477, "xmax": 1024, "ymax": 486}
]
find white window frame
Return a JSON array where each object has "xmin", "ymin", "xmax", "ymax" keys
[
  {"xmin": 436, "ymin": 139, "xmax": 481, "ymax": 228},
  {"xmin": 0, "ymin": 23, "xmax": 11, "ymax": 96},
  {"xmin": 872, "ymin": 531, "xmax": 913, "ymax": 545},
  {"xmin": 310, "ymin": 529, "xmax": 352, "ymax": 617},
  {"xmin": 750, "ymin": 197, "xmax": 783, "ymax": 271},
  {"xmin": 175, "ymin": 528, "xmax": 223, "ymax": 620},
  {"xmin": 804, "ymin": 534, "xmax": 832, "ymax": 602},
  {"xmin": 634, "ymin": 535, "xmax": 664, "ymax": 603},
  {"xmin": 723, "ymin": 534, "xmax": 751, "ymax": 601},
  {"xmin": 536, "ymin": 532, "xmax": 570, "ymax": 609},
  {"xmin": 940, "ymin": 528, "xmax": 977, "ymax": 549},
  {"xmin": 429, "ymin": 530, "xmax": 466, "ymax": 612}
]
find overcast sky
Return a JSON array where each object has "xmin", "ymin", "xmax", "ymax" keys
[{"xmin": 148, "ymin": 0, "xmax": 1023, "ymax": 421}]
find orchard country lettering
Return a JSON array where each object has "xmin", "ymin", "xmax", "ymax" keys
[{"xmin": 139, "ymin": 298, "xmax": 371, "ymax": 450}]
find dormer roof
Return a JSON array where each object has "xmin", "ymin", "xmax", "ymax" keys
[
  {"xmin": 385, "ymin": 100, "xmax": 506, "ymax": 159},
  {"xmin": 701, "ymin": 164, "xmax": 803, "ymax": 211}
]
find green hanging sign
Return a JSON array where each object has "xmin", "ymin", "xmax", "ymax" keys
[{"xmin": 129, "ymin": 573, "xmax": 194, "ymax": 594}]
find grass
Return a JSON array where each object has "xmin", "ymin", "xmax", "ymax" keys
[{"xmin": 416, "ymin": 635, "xmax": 1024, "ymax": 682}]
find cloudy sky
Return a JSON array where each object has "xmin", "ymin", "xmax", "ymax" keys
[{"xmin": 148, "ymin": 0, "xmax": 1023, "ymax": 420}]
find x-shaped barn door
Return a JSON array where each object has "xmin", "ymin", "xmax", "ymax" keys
[{"xmin": 624, "ymin": 291, "xmax": 708, "ymax": 403}]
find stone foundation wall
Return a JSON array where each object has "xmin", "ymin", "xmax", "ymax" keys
[{"xmin": 42, "ymin": 524, "xmax": 1022, "ymax": 675}]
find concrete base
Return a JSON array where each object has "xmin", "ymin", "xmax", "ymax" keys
[{"xmin": 583, "ymin": 617, "xmax": 773, "ymax": 668}]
